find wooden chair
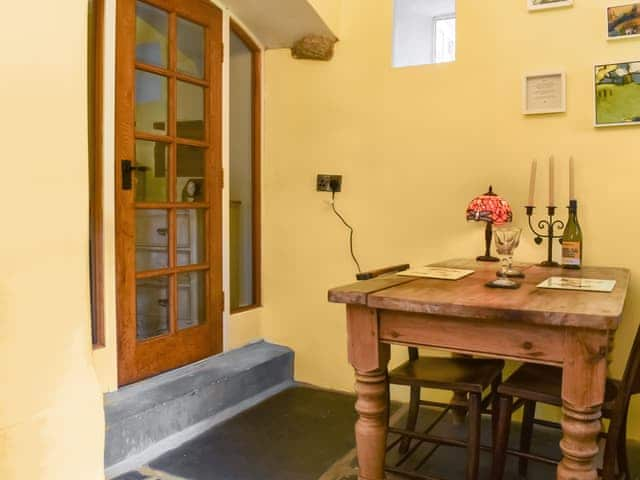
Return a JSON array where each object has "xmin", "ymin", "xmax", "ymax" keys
[
  {"xmin": 356, "ymin": 265, "xmax": 505, "ymax": 480},
  {"xmin": 491, "ymin": 325, "xmax": 640, "ymax": 480}
]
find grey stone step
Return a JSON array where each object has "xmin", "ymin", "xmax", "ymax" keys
[{"xmin": 104, "ymin": 341, "xmax": 294, "ymax": 478}]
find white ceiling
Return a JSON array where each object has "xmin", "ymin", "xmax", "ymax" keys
[{"xmin": 221, "ymin": 0, "xmax": 337, "ymax": 49}]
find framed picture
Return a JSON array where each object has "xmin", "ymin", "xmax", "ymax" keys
[
  {"xmin": 528, "ymin": 0, "xmax": 573, "ymax": 11},
  {"xmin": 523, "ymin": 72, "xmax": 566, "ymax": 115},
  {"xmin": 594, "ymin": 61, "xmax": 640, "ymax": 127},
  {"xmin": 607, "ymin": 3, "xmax": 640, "ymax": 40}
]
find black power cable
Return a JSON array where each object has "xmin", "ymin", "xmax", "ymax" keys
[{"xmin": 330, "ymin": 189, "xmax": 362, "ymax": 273}]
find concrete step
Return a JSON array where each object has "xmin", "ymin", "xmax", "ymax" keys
[{"xmin": 104, "ymin": 341, "xmax": 294, "ymax": 478}]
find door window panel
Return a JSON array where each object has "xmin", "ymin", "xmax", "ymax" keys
[
  {"xmin": 177, "ymin": 17, "xmax": 205, "ymax": 78},
  {"xmin": 136, "ymin": 1, "xmax": 168, "ymax": 67},
  {"xmin": 135, "ymin": 209, "xmax": 169, "ymax": 271},
  {"xmin": 136, "ymin": 275, "xmax": 170, "ymax": 339},
  {"xmin": 177, "ymin": 209, "xmax": 206, "ymax": 266},
  {"xmin": 177, "ymin": 145, "xmax": 206, "ymax": 201},
  {"xmin": 178, "ymin": 271, "xmax": 206, "ymax": 330},
  {"xmin": 135, "ymin": 140, "xmax": 168, "ymax": 202},
  {"xmin": 135, "ymin": 70, "xmax": 168, "ymax": 135},
  {"xmin": 177, "ymin": 81, "xmax": 205, "ymax": 140}
]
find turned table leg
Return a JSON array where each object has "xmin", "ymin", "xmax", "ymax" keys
[
  {"xmin": 451, "ymin": 353, "xmax": 471, "ymax": 424},
  {"xmin": 354, "ymin": 368, "xmax": 389, "ymax": 480},
  {"xmin": 557, "ymin": 329, "xmax": 609, "ymax": 480},
  {"xmin": 347, "ymin": 305, "xmax": 391, "ymax": 480}
]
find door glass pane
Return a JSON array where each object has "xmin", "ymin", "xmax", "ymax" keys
[
  {"xmin": 177, "ymin": 17, "xmax": 205, "ymax": 78},
  {"xmin": 177, "ymin": 209, "xmax": 206, "ymax": 266},
  {"xmin": 135, "ymin": 140, "xmax": 168, "ymax": 202},
  {"xmin": 136, "ymin": 1, "xmax": 168, "ymax": 67},
  {"xmin": 136, "ymin": 209, "xmax": 169, "ymax": 271},
  {"xmin": 136, "ymin": 70, "xmax": 168, "ymax": 134},
  {"xmin": 136, "ymin": 275, "xmax": 170, "ymax": 339},
  {"xmin": 177, "ymin": 145, "xmax": 205, "ymax": 201},
  {"xmin": 178, "ymin": 271, "xmax": 205, "ymax": 330},
  {"xmin": 229, "ymin": 29, "xmax": 255, "ymax": 309},
  {"xmin": 177, "ymin": 81, "xmax": 205, "ymax": 139}
]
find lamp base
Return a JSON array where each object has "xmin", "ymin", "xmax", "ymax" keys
[
  {"xmin": 539, "ymin": 260, "xmax": 560, "ymax": 268},
  {"xmin": 486, "ymin": 279, "xmax": 521, "ymax": 289},
  {"xmin": 477, "ymin": 255, "xmax": 499, "ymax": 262},
  {"xmin": 497, "ymin": 270, "xmax": 525, "ymax": 279}
]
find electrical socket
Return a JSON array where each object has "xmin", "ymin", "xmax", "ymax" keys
[{"xmin": 317, "ymin": 174, "xmax": 342, "ymax": 192}]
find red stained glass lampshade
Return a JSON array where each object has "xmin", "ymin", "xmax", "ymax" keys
[
  {"xmin": 466, "ymin": 186, "xmax": 512, "ymax": 262},
  {"xmin": 466, "ymin": 186, "xmax": 512, "ymax": 225}
]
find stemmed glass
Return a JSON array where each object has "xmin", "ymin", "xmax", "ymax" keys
[
  {"xmin": 487, "ymin": 226, "xmax": 522, "ymax": 289},
  {"xmin": 498, "ymin": 227, "xmax": 524, "ymax": 278}
]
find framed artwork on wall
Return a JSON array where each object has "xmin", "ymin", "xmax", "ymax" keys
[
  {"xmin": 523, "ymin": 72, "xmax": 566, "ymax": 115},
  {"xmin": 594, "ymin": 61, "xmax": 640, "ymax": 127},
  {"xmin": 528, "ymin": 0, "xmax": 573, "ymax": 11},
  {"xmin": 607, "ymin": 3, "xmax": 640, "ymax": 40}
]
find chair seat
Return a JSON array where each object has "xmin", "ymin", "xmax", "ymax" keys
[
  {"xmin": 498, "ymin": 363, "xmax": 619, "ymax": 411},
  {"xmin": 388, "ymin": 357, "xmax": 504, "ymax": 393}
]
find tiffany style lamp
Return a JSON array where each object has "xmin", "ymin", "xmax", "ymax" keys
[{"xmin": 465, "ymin": 186, "xmax": 513, "ymax": 262}]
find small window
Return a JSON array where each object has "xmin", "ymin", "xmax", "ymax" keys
[
  {"xmin": 433, "ymin": 14, "xmax": 456, "ymax": 64},
  {"xmin": 393, "ymin": 0, "xmax": 456, "ymax": 68},
  {"xmin": 229, "ymin": 22, "xmax": 261, "ymax": 312}
]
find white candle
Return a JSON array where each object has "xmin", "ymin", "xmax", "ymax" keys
[
  {"xmin": 569, "ymin": 156, "xmax": 575, "ymax": 200},
  {"xmin": 549, "ymin": 156, "xmax": 555, "ymax": 206},
  {"xmin": 528, "ymin": 159, "xmax": 537, "ymax": 206}
]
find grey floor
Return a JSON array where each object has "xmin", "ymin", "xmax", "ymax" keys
[{"xmin": 114, "ymin": 386, "xmax": 639, "ymax": 480}]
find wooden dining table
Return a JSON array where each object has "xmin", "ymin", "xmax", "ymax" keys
[{"xmin": 328, "ymin": 259, "xmax": 630, "ymax": 480}]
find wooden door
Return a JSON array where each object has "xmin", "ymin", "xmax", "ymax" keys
[{"xmin": 116, "ymin": 0, "xmax": 222, "ymax": 385}]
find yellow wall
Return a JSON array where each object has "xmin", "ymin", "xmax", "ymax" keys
[
  {"xmin": 262, "ymin": 0, "xmax": 640, "ymax": 439},
  {"xmin": 0, "ymin": 1, "xmax": 105, "ymax": 479},
  {"xmin": 308, "ymin": 0, "xmax": 342, "ymax": 34},
  {"xmin": 2, "ymin": 1, "xmax": 639, "ymax": 478}
]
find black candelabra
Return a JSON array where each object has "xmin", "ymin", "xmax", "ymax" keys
[{"xmin": 525, "ymin": 206, "xmax": 565, "ymax": 267}]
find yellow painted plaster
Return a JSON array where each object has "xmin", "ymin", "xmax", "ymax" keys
[
  {"xmin": 261, "ymin": 0, "xmax": 640, "ymax": 439},
  {"xmin": 308, "ymin": 0, "xmax": 342, "ymax": 34},
  {"xmin": 2, "ymin": 2, "xmax": 640, "ymax": 479},
  {"xmin": 0, "ymin": 1, "xmax": 105, "ymax": 478}
]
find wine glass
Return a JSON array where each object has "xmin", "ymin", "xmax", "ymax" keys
[
  {"xmin": 498, "ymin": 227, "xmax": 525, "ymax": 278},
  {"xmin": 488, "ymin": 226, "xmax": 522, "ymax": 289}
]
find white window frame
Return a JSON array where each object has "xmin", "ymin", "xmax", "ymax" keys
[{"xmin": 432, "ymin": 13, "xmax": 456, "ymax": 64}]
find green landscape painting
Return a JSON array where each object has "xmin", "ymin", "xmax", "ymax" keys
[{"xmin": 595, "ymin": 62, "xmax": 640, "ymax": 126}]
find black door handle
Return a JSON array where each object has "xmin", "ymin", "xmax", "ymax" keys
[{"xmin": 121, "ymin": 159, "xmax": 149, "ymax": 190}]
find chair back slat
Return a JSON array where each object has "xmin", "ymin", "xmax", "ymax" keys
[
  {"xmin": 356, "ymin": 264, "xmax": 410, "ymax": 281},
  {"xmin": 621, "ymin": 324, "xmax": 640, "ymax": 396},
  {"xmin": 408, "ymin": 346, "xmax": 419, "ymax": 361},
  {"xmin": 630, "ymin": 346, "xmax": 640, "ymax": 395},
  {"xmin": 355, "ymin": 264, "xmax": 415, "ymax": 364},
  {"xmin": 601, "ymin": 324, "xmax": 640, "ymax": 480},
  {"xmin": 632, "ymin": 368, "xmax": 640, "ymax": 394}
]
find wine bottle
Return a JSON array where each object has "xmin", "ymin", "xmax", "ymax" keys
[{"xmin": 562, "ymin": 199, "xmax": 582, "ymax": 269}]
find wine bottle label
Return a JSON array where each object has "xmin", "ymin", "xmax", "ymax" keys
[{"xmin": 562, "ymin": 241, "xmax": 581, "ymax": 266}]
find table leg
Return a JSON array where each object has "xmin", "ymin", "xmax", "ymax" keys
[
  {"xmin": 557, "ymin": 329, "xmax": 608, "ymax": 480},
  {"xmin": 354, "ymin": 368, "xmax": 389, "ymax": 480},
  {"xmin": 347, "ymin": 305, "xmax": 390, "ymax": 480},
  {"xmin": 451, "ymin": 354, "xmax": 471, "ymax": 424}
]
